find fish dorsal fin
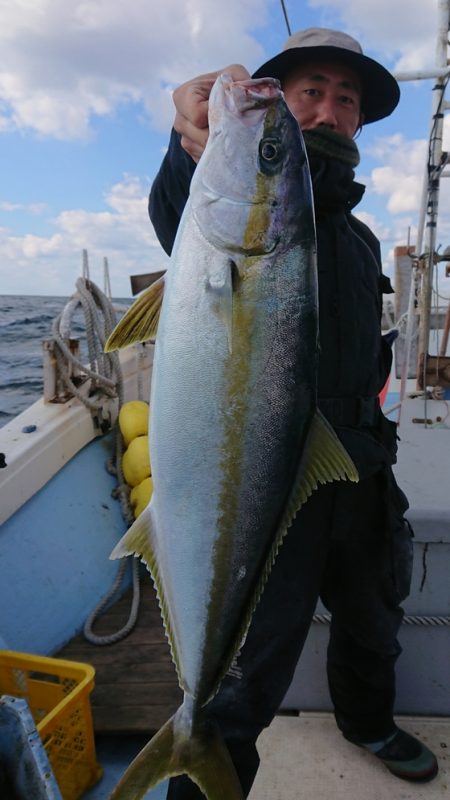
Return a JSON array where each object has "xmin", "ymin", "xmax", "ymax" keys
[
  {"xmin": 110, "ymin": 505, "xmax": 183, "ymax": 688},
  {"xmin": 261, "ymin": 408, "xmax": 358, "ymax": 590},
  {"xmin": 105, "ymin": 275, "xmax": 165, "ymax": 352},
  {"xmin": 221, "ymin": 410, "xmax": 359, "ymax": 686}
]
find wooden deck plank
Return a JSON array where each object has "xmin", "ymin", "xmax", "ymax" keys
[
  {"xmin": 92, "ymin": 705, "xmax": 177, "ymax": 734},
  {"xmin": 56, "ymin": 580, "xmax": 182, "ymax": 733}
]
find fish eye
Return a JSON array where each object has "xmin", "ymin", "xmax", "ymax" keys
[{"xmin": 259, "ymin": 139, "xmax": 280, "ymax": 161}]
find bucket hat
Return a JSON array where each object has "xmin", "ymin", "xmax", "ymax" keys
[{"xmin": 252, "ymin": 28, "xmax": 400, "ymax": 123}]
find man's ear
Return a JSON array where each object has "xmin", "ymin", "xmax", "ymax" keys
[{"xmin": 353, "ymin": 112, "xmax": 365, "ymax": 139}]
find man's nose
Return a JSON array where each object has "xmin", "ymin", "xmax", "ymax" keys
[{"xmin": 315, "ymin": 97, "xmax": 338, "ymax": 128}]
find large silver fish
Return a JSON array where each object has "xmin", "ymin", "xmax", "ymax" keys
[{"xmin": 105, "ymin": 74, "xmax": 358, "ymax": 800}]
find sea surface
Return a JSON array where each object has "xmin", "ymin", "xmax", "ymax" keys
[
  {"xmin": 1, "ymin": 294, "xmax": 402, "ymax": 431},
  {"xmin": 0, "ymin": 294, "xmax": 130, "ymax": 428}
]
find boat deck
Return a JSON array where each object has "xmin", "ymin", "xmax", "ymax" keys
[
  {"xmin": 81, "ymin": 713, "xmax": 449, "ymax": 799},
  {"xmin": 46, "ymin": 559, "xmax": 450, "ymax": 799},
  {"xmin": 250, "ymin": 713, "xmax": 449, "ymax": 800},
  {"xmin": 57, "ymin": 579, "xmax": 182, "ymax": 734}
]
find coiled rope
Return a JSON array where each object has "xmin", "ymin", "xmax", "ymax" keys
[{"xmin": 51, "ymin": 277, "xmax": 142, "ymax": 645}]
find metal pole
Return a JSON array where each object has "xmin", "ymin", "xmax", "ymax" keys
[
  {"xmin": 395, "ymin": 67, "xmax": 450, "ymax": 81},
  {"xmin": 416, "ymin": 0, "xmax": 449, "ymax": 384},
  {"xmin": 399, "ymin": 0, "xmax": 449, "ymax": 407},
  {"xmin": 103, "ymin": 257, "xmax": 112, "ymax": 300},
  {"xmin": 439, "ymin": 298, "xmax": 450, "ymax": 355}
]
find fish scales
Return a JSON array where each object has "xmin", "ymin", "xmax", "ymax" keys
[
  {"xmin": 151, "ymin": 193, "xmax": 316, "ymax": 703},
  {"xmin": 105, "ymin": 74, "xmax": 358, "ymax": 800}
]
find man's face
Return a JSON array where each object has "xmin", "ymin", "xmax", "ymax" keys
[{"xmin": 282, "ymin": 60, "xmax": 363, "ymax": 139}]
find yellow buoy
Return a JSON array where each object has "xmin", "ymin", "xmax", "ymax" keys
[
  {"xmin": 122, "ymin": 435, "xmax": 151, "ymax": 487},
  {"xmin": 119, "ymin": 401, "xmax": 149, "ymax": 446},
  {"xmin": 130, "ymin": 477, "xmax": 154, "ymax": 518}
]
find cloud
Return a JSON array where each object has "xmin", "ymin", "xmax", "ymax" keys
[
  {"xmin": 0, "ymin": 175, "xmax": 170, "ymax": 295},
  {"xmin": 0, "ymin": 201, "xmax": 47, "ymax": 214},
  {"xmin": 358, "ymin": 118, "xmax": 450, "ymax": 288},
  {"xmin": 0, "ymin": 0, "xmax": 269, "ymax": 140},
  {"xmin": 352, "ymin": 210, "xmax": 391, "ymax": 241},
  {"xmin": 1, "ymin": 1, "xmax": 445, "ymax": 142},
  {"xmin": 364, "ymin": 133, "xmax": 427, "ymax": 213},
  {"xmin": 308, "ymin": 0, "xmax": 440, "ymax": 72},
  {"xmin": 363, "ymin": 124, "xmax": 450, "ymax": 240},
  {"xmin": 355, "ymin": 132, "xmax": 427, "ymax": 262}
]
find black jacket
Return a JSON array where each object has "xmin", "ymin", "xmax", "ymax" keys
[{"xmin": 148, "ymin": 129, "xmax": 397, "ymax": 478}]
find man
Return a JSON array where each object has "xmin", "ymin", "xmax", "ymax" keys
[{"xmin": 149, "ymin": 28, "xmax": 439, "ymax": 798}]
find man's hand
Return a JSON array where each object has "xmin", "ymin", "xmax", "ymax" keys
[{"xmin": 173, "ymin": 64, "xmax": 251, "ymax": 162}]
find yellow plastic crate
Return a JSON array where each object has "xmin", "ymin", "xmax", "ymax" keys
[{"xmin": 0, "ymin": 650, "xmax": 102, "ymax": 800}]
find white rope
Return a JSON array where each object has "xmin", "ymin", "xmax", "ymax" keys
[
  {"xmin": 51, "ymin": 278, "xmax": 119, "ymax": 413},
  {"xmin": 312, "ymin": 612, "xmax": 450, "ymax": 626},
  {"xmin": 83, "ymin": 559, "xmax": 141, "ymax": 646}
]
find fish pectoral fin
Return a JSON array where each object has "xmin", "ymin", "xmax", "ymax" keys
[
  {"xmin": 110, "ymin": 707, "xmax": 244, "ymax": 800},
  {"xmin": 287, "ymin": 410, "xmax": 359, "ymax": 521},
  {"xmin": 104, "ymin": 274, "xmax": 165, "ymax": 351},
  {"xmin": 206, "ymin": 260, "xmax": 234, "ymax": 353}
]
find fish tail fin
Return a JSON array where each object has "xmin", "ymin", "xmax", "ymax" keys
[
  {"xmin": 110, "ymin": 706, "xmax": 244, "ymax": 800},
  {"xmin": 105, "ymin": 274, "xmax": 165, "ymax": 352}
]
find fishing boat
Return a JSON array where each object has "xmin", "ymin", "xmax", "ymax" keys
[{"xmin": 1, "ymin": 4, "xmax": 449, "ymax": 799}]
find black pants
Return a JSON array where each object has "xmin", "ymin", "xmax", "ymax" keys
[{"xmin": 167, "ymin": 470, "xmax": 413, "ymax": 799}]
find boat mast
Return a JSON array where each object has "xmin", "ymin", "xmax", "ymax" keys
[
  {"xmin": 416, "ymin": 0, "xmax": 450, "ymax": 387},
  {"xmin": 396, "ymin": 0, "xmax": 450, "ymax": 397}
]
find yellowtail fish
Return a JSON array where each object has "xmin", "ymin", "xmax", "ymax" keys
[{"xmin": 105, "ymin": 73, "xmax": 358, "ymax": 799}]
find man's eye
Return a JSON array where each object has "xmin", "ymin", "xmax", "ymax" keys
[
  {"xmin": 304, "ymin": 88, "xmax": 319, "ymax": 96},
  {"xmin": 340, "ymin": 95, "xmax": 354, "ymax": 105}
]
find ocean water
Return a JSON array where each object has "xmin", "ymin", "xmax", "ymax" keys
[
  {"xmin": 0, "ymin": 295, "xmax": 67, "ymax": 427},
  {"xmin": 1, "ymin": 294, "xmax": 401, "ymax": 430},
  {"xmin": 0, "ymin": 294, "xmax": 129, "ymax": 428}
]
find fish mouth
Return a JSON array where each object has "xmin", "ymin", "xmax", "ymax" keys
[{"xmin": 222, "ymin": 75, "xmax": 282, "ymax": 113}]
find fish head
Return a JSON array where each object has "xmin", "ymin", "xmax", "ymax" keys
[{"xmin": 190, "ymin": 73, "xmax": 313, "ymax": 257}]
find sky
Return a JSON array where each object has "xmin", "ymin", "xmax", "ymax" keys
[{"xmin": 1, "ymin": 0, "xmax": 450, "ymax": 299}]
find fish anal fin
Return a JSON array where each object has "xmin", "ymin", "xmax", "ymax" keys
[
  {"xmin": 111, "ymin": 506, "xmax": 185, "ymax": 692},
  {"xmin": 110, "ymin": 504, "xmax": 158, "ymax": 563},
  {"xmin": 105, "ymin": 275, "xmax": 165, "ymax": 352}
]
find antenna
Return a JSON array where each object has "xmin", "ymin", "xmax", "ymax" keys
[{"xmin": 280, "ymin": 0, "xmax": 292, "ymax": 36}]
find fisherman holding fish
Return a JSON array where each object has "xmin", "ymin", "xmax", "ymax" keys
[
  {"xmin": 145, "ymin": 28, "xmax": 439, "ymax": 797},
  {"xmin": 106, "ymin": 27, "xmax": 439, "ymax": 800}
]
